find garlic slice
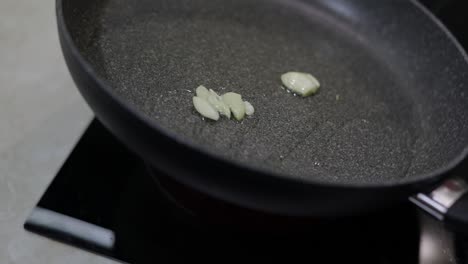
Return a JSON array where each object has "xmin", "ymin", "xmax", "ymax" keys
[
  {"xmin": 207, "ymin": 89, "xmax": 231, "ymax": 118},
  {"xmin": 193, "ymin": 96, "xmax": 219, "ymax": 121},
  {"xmin": 222, "ymin": 92, "xmax": 246, "ymax": 121},
  {"xmin": 196, "ymin": 85, "xmax": 210, "ymax": 100},
  {"xmin": 281, "ymin": 72, "xmax": 320, "ymax": 97},
  {"xmin": 244, "ymin": 101, "xmax": 255, "ymax": 116}
]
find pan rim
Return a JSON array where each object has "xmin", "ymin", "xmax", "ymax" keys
[{"xmin": 56, "ymin": 0, "xmax": 468, "ymax": 188}]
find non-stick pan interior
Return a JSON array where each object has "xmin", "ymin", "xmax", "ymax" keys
[{"xmin": 64, "ymin": 0, "xmax": 468, "ymax": 185}]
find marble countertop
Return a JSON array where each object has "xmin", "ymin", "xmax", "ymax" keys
[{"xmin": 0, "ymin": 0, "xmax": 115, "ymax": 263}]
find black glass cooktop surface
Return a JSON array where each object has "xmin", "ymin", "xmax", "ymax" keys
[
  {"xmin": 26, "ymin": 120, "xmax": 423, "ymax": 263},
  {"xmin": 26, "ymin": 1, "xmax": 468, "ymax": 263}
]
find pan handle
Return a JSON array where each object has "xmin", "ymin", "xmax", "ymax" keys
[{"xmin": 410, "ymin": 177, "xmax": 468, "ymax": 234}]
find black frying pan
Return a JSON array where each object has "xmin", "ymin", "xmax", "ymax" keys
[{"xmin": 57, "ymin": 0, "xmax": 468, "ymax": 231}]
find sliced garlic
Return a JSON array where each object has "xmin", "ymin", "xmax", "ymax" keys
[
  {"xmin": 244, "ymin": 101, "xmax": 254, "ymax": 116},
  {"xmin": 222, "ymin": 92, "xmax": 245, "ymax": 121},
  {"xmin": 208, "ymin": 89, "xmax": 231, "ymax": 118},
  {"xmin": 281, "ymin": 72, "xmax": 320, "ymax": 97},
  {"xmin": 196, "ymin": 85, "xmax": 210, "ymax": 100},
  {"xmin": 193, "ymin": 96, "xmax": 219, "ymax": 121}
]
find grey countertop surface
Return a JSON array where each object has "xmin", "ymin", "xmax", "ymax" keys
[
  {"xmin": 0, "ymin": 0, "xmax": 116, "ymax": 263},
  {"xmin": 0, "ymin": 1, "xmax": 462, "ymax": 264}
]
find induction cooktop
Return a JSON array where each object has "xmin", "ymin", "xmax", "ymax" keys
[{"xmin": 26, "ymin": 119, "xmax": 424, "ymax": 263}]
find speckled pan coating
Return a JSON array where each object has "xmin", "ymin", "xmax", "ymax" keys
[{"xmin": 68, "ymin": 0, "xmax": 468, "ymax": 185}]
